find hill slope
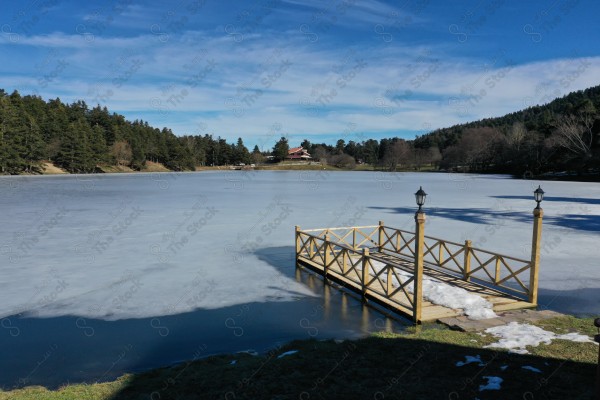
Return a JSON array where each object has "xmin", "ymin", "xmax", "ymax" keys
[{"xmin": 413, "ymin": 85, "xmax": 600, "ymax": 176}]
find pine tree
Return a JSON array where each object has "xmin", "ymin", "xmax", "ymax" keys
[
  {"xmin": 56, "ymin": 119, "xmax": 96, "ymax": 173},
  {"xmin": 272, "ymin": 137, "xmax": 289, "ymax": 162},
  {"xmin": 234, "ymin": 137, "xmax": 251, "ymax": 164}
]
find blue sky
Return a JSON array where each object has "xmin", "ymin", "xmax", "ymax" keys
[{"xmin": 1, "ymin": 0, "xmax": 599, "ymax": 150}]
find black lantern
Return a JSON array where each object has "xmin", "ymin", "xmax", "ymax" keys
[
  {"xmin": 534, "ymin": 185, "xmax": 545, "ymax": 209},
  {"xmin": 415, "ymin": 186, "xmax": 427, "ymax": 213}
]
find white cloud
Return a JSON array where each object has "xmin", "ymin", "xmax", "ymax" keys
[{"xmin": 4, "ymin": 24, "xmax": 599, "ymax": 147}]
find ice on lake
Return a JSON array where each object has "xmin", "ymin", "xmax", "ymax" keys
[
  {"xmin": 0, "ymin": 170, "xmax": 598, "ymax": 387},
  {"xmin": 1, "ymin": 171, "xmax": 597, "ymax": 320}
]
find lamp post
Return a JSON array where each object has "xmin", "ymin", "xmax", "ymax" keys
[
  {"xmin": 415, "ymin": 186, "xmax": 427, "ymax": 214},
  {"xmin": 413, "ymin": 186, "xmax": 427, "ymax": 322},
  {"xmin": 529, "ymin": 186, "xmax": 544, "ymax": 304},
  {"xmin": 595, "ymin": 318, "xmax": 600, "ymax": 400},
  {"xmin": 534, "ymin": 185, "xmax": 544, "ymax": 209}
]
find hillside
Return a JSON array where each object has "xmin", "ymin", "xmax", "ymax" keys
[
  {"xmin": 0, "ymin": 90, "xmax": 254, "ymax": 174},
  {"xmin": 412, "ymin": 85, "xmax": 600, "ymax": 177},
  {"xmin": 1, "ymin": 85, "xmax": 599, "ymax": 177}
]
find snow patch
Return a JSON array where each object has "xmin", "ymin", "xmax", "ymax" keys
[
  {"xmin": 237, "ymin": 350, "xmax": 258, "ymax": 356},
  {"xmin": 369, "ymin": 260, "xmax": 497, "ymax": 320},
  {"xmin": 522, "ymin": 366, "xmax": 541, "ymax": 373},
  {"xmin": 277, "ymin": 350, "xmax": 299, "ymax": 359},
  {"xmin": 484, "ymin": 322, "xmax": 594, "ymax": 354},
  {"xmin": 479, "ymin": 376, "xmax": 503, "ymax": 391},
  {"xmin": 456, "ymin": 355, "xmax": 485, "ymax": 367}
]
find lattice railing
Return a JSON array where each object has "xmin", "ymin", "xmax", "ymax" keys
[
  {"xmin": 467, "ymin": 247, "xmax": 532, "ymax": 297},
  {"xmin": 295, "ymin": 229, "xmax": 418, "ymax": 316},
  {"xmin": 297, "ymin": 221, "xmax": 535, "ymax": 306}
]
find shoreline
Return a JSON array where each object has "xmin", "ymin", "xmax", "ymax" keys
[
  {"xmin": 4, "ymin": 161, "xmax": 598, "ymax": 182},
  {"xmin": 0, "ymin": 314, "xmax": 596, "ymax": 399}
]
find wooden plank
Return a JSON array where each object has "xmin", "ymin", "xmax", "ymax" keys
[
  {"xmin": 484, "ymin": 296, "xmax": 519, "ymax": 305},
  {"xmin": 493, "ymin": 301, "xmax": 537, "ymax": 312},
  {"xmin": 421, "ymin": 306, "xmax": 460, "ymax": 321}
]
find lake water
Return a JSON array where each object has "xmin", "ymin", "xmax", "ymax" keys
[{"xmin": 0, "ymin": 171, "xmax": 598, "ymax": 388}]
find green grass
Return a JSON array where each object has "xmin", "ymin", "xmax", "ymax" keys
[
  {"xmin": 0, "ymin": 379, "xmax": 126, "ymax": 400},
  {"xmin": 1, "ymin": 316, "xmax": 597, "ymax": 400}
]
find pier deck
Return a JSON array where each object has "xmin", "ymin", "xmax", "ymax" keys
[{"xmin": 295, "ymin": 223, "xmax": 538, "ymax": 323}]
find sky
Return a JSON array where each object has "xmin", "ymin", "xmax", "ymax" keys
[{"xmin": 1, "ymin": 0, "xmax": 599, "ymax": 150}]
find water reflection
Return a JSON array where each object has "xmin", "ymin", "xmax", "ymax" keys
[{"xmin": 292, "ymin": 265, "xmax": 409, "ymax": 335}]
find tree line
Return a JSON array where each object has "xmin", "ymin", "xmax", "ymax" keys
[
  {"xmin": 293, "ymin": 85, "xmax": 600, "ymax": 177},
  {"xmin": 0, "ymin": 89, "xmax": 263, "ymax": 174},
  {"xmin": 412, "ymin": 85, "xmax": 600, "ymax": 177},
  {"xmin": 1, "ymin": 85, "xmax": 599, "ymax": 177}
]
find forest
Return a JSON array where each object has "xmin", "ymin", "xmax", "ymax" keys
[
  {"xmin": 0, "ymin": 85, "xmax": 599, "ymax": 177},
  {"xmin": 303, "ymin": 84, "xmax": 600, "ymax": 177},
  {"xmin": 0, "ymin": 89, "xmax": 255, "ymax": 174}
]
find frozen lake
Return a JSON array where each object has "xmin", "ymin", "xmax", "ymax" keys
[{"xmin": 0, "ymin": 171, "xmax": 598, "ymax": 388}]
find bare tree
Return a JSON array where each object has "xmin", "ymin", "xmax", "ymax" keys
[
  {"xmin": 111, "ymin": 140, "xmax": 132, "ymax": 166},
  {"xmin": 508, "ymin": 121, "xmax": 527, "ymax": 152},
  {"xmin": 427, "ymin": 146, "xmax": 442, "ymax": 166},
  {"xmin": 383, "ymin": 140, "xmax": 410, "ymax": 171},
  {"xmin": 329, "ymin": 153, "xmax": 356, "ymax": 169},
  {"xmin": 552, "ymin": 114, "xmax": 594, "ymax": 157},
  {"xmin": 313, "ymin": 146, "xmax": 330, "ymax": 164},
  {"xmin": 441, "ymin": 127, "xmax": 505, "ymax": 171}
]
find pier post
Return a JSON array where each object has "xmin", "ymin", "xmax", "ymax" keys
[
  {"xmin": 413, "ymin": 212, "xmax": 426, "ymax": 323},
  {"xmin": 463, "ymin": 240, "xmax": 472, "ymax": 281},
  {"xmin": 295, "ymin": 226, "xmax": 301, "ymax": 257},
  {"xmin": 594, "ymin": 318, "xmax": 599, "ymax": 400},
  {"xmin": 378, "ymin": 220, "xmax": 385, "ymax": 252},
  {"xmin": 362, "ymin": 247, "xmax": 370, "ymax": 297},
  {"xmin": 324, "ymin": 234, "xmax": 332, "ymax": 277},
  {"xmin": 529, "ymin": 208, "xmax": 543, "ymax": 304}
]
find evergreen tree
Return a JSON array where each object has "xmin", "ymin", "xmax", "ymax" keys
[
  {"xmin": 56, "ymin": 118, "xmax": 96, "ymax": 173},
  {"xmin": 272, "ymin": 136, "xmax": 289, "ymax": 162},
  {"xmin": 234, "ymin": 137, "xmax": 251, "ymax": 164},
  {"xmin": 90, "ymin": 124, "xmax": 108, "ymax": 165}
]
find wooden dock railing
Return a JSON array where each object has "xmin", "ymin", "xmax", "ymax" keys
[
  {"xmin": 295, "ymin": 220, "xmax": 539, "ymax": 322},
  {"xmin": 295, "ymin": 227, "xmax": 419, "ymax": 319}
]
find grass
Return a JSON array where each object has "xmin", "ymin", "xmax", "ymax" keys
[
  {"xmin": 0, "ymin": 379, "xmax": 126, "ymax": 400},
  {"xmin": 96, "ymin": 165, "xmax": 135, "ymax": 174},
  {"xmin": 1, "ymin": 316, "xmax": 597, "ymax": 400},
  {"xmin": 141, "ymin": 161, "xmax": 170, "ymax": 172}
]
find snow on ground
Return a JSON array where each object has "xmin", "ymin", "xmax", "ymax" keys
[
  {"xmin": 370, "ymin": 260, "xmax": 497, "ymax": 320},
  {"xmin": 484, "ymin": 322, "xmax": 595, "ymax": 354},
  {"xmin": 277, "ymin": 350, "xmax": 299, "ymax": 359},
  {"xmin": 479, "ymin": 376, "xmax": 503, "ymax": 391},
  {"xmin": 521, "ymin": 366, "xmax": 542, "ymax": 373},
  {"xmin": 455, "ymin": 355, "xmax": 485, "ymax": 367}
]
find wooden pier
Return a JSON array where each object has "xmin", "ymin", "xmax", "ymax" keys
[{"xmin": 295, "ymin": 219, "xmax": 540, "ymax": 323}]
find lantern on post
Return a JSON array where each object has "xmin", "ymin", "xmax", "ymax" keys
[
  {"xmin": 413, "ymin": 186, "xmax": 427, "ymax": 322},
  {"xmin": 594, "ymin": 318, "xmax": 600, "ymax": 400},
  {"xmin": 534, "ymin": 185, "xmax": 545, "ymax": 209},
  {"xmin": 529, "ymin": 186, "xmax": 544, "ymax": 304},
  {"xmin": 414, "ymin": 186, "xmax": 427, "ymax": 214}
]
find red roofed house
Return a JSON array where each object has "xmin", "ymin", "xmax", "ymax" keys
[{"xmin": 287, "ymin": 146, "xmax": 312, "ymax": 160}]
